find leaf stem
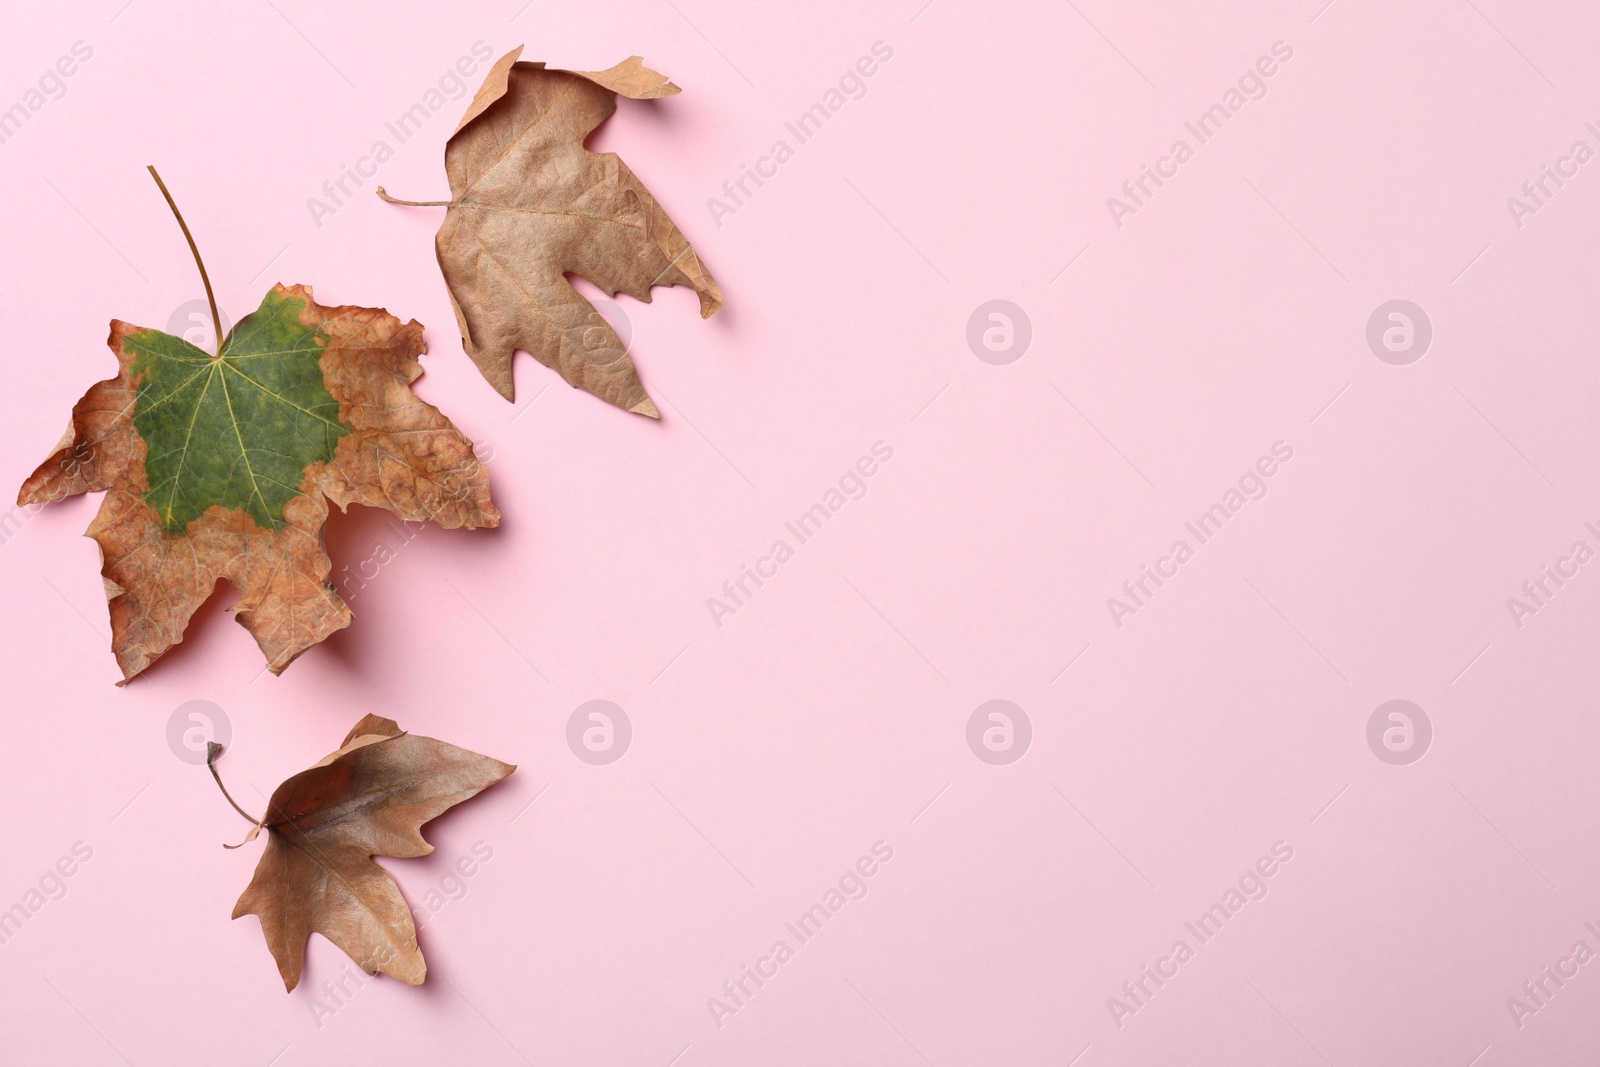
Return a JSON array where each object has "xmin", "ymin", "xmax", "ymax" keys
[
  {"xmin": 147, "ymin": 165, "xmax": 224, "ymax": 358},
  {"xmin": 207, "ymin": 742, "xmax": 263, "ymax": 825},
  {"xmin": 375, "ymin": 186, "xmax": 459, "ymax": 207}
]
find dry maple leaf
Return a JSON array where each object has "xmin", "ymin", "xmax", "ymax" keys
[
  {"xmin": 379, "ymin": 47, "xmax": 723, "ymax": 416},
  {"xmin": 218, "ymin": 714, "xmax": 515, "ymax": 991},
  {"xmin": 18, "ymin": 170, "xmax": 498, "ymax": 683}
]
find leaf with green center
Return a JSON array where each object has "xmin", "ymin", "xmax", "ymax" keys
[
  {"xmin": 132, "ymin": 288, "xmax": 349, "ymax": 532},
  {"xmin": 18, "ymin": 283, "xmax": 499, "ymax": 683}
]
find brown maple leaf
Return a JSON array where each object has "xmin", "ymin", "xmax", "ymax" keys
[
  {"xmin": 380, "ymin": 47, "xmax": 724, "ymax": 416},
  {"xmin": 221, "ymin": 714, "xmax": 514, "ymax": 991}
]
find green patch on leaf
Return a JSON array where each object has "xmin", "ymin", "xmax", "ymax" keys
[{"xmin": 130, "ymin": 289, "xmax": 348, "ymax": 533}]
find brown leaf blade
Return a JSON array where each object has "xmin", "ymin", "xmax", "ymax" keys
[
  {"xmin": 18, "ymin": 284, "xmax": 499, "ymax": 682},
  {"xmin": 232, "ymin": 718, "xmax": 514, "ymax": 991},
  {"xmin": 433, "ymin": 49, "xmax": 723, "ymax": 413}
]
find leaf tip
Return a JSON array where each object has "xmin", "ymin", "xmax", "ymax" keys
[{"xmin": 629, "ymin": 396, "xmax": 661, "ymax": 420}]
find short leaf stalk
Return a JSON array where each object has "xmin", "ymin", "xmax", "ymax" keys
[
  {"xmin": 375, "ymin": 186, "xmax": 460, "ymax": 208},
  {"xmin": 207, "ymin": 742, "xmax": 266, "ymax": 848}
]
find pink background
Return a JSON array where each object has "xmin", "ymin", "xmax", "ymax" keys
[{"xmin": 3, "ymin": 0, "xmax": 1600, "ymax": 1063}]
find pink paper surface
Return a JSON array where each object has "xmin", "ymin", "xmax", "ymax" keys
[{"xmin": 3, "ymin": 1, "xmax": 1599, "ymax": 1063}]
